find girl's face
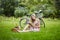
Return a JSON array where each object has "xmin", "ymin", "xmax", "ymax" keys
[{"xmin": 31, "ymin": 15, "xmax": 36, "ymax": 20}]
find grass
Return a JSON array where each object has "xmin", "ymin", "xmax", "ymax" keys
[{"xmin": 0, "ymin": 16, "xmax": 60, "ymax": 40}]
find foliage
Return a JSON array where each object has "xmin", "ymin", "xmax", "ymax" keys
[
  {"xmin": 14, "ymin": 7, "xmax": 29, "ymax": 17},
  {"xmin": 0, "ymin": 0, "xmax": 59, "ymax": 18},
  {"xmin": 55, "ymin": 0, "xmax": 60, "ymax": 18},
  {"xmin": 0, "ymin": 0, "xmax": 18, "ymax": 16}
]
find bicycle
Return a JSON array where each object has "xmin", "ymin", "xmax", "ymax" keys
[{"xmin": 19, "ymin": 10, "xmax": 45, "ymax": 29}]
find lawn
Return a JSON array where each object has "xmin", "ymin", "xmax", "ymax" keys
[{"xmin": 0, "ymin": 16, "xmax": 60, "ymax": 40}]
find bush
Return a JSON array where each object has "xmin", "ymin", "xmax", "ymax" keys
[
  {"xmin": 0, "ymin": 8, "xmax": 4, "ymax": 15},
  {"xmin": 14, "ymin": 7, "xmax": 29, "ymax": 17}
]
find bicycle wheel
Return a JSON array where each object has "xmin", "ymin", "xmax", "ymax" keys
[
  {"xmin": 19, "ymin": 18, "xmax": 27, "ymax": 28},
  {"xmin": 39, "ymin": 18, "xmax": 45, "ymax": 28}
]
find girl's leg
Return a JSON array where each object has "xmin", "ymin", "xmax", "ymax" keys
[{"xmin": 23, "ymin": 24, "xmax": 29, "ymax": 31}]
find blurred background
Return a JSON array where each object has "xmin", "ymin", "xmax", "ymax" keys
[
  {"xmin": 0, "ymin": 0, "xmax": 60, "ymax": 18},
  {"xmin": 0, "ymin": 0, "xmax": 60, "ymax": 40}
]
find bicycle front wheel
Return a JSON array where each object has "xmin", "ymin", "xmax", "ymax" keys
[{"xmin": 39, "ymin": 18, "xmax": 45, "ymax": 28}]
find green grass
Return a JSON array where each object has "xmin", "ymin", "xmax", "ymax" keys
[{"xmin": 0, "ymin": 16, "xmax": 60, "ymax": 40}]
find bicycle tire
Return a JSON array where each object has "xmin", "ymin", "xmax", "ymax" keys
[
  {"xmin": 19, "ymin": 18, "xmax": 27, "ymax": 28},
  {"xmin": 39, "ymin": 18, "xmax": 45, "ymax": 28}
]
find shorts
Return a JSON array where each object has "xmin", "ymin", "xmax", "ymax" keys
[{"xmin": 29, "ymin": 27, "xmax": 40, "ymax": 31}]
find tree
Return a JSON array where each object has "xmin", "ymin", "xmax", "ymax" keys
[
  {"xmin": 0, "ymin": 0, "xmax": 18, "ymax": 16},
  {"xmin": 55, "ymin": 0, "xmax": 60, "ymax": 18}
]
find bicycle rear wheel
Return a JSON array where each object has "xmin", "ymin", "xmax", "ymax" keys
[{"xmin": 19, "ymin": 18, "xmax": 27, "ymax": 29}]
